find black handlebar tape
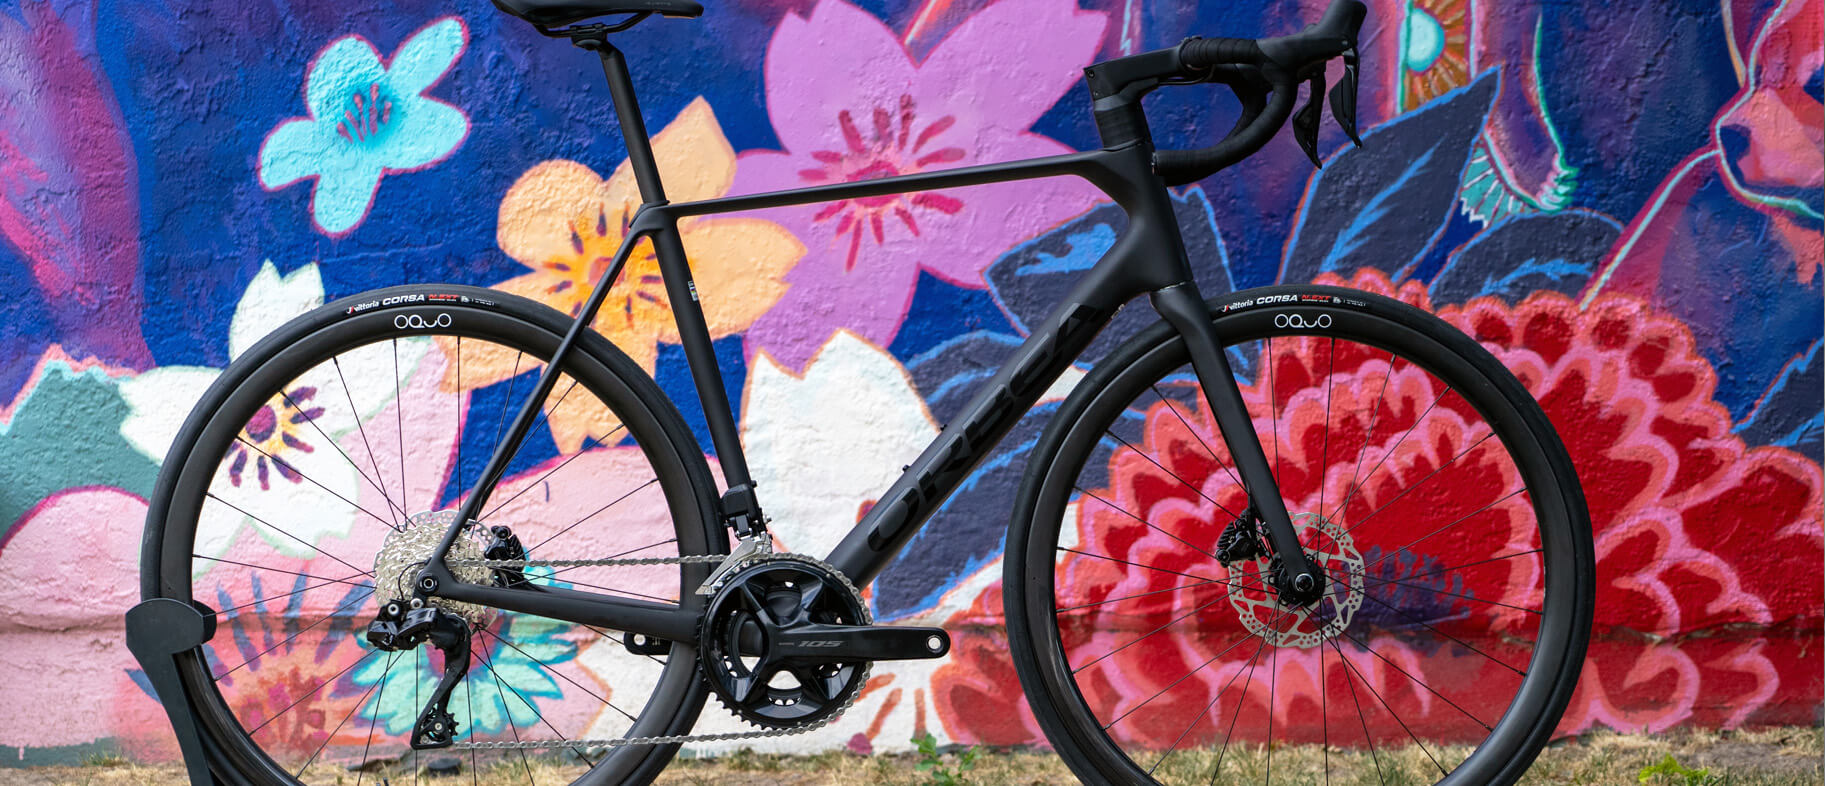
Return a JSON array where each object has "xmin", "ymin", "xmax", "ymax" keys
[
  {"xmin": 1154, "ymin": 79, "xmax": 1297, "ymax": 186},
  {"xmin": 1178, "ymin": 37, "xmax": 1263, "ymax": 68}
]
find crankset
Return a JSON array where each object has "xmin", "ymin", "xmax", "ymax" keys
[{"xmin": 699, "ymin": 554, "xmax": 949, "ymax": 728}]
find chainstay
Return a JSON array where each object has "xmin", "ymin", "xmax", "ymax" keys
[
  {"xmin": 447, "ymin": 555, "xmax": 727, "ymax": 568},
  {"xmin": 444, "ymin": 550, "xmax": 867, "ymax": 751}
]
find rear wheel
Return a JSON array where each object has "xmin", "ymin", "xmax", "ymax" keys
[
  {"xmin": 1006, "ymin": 285, "xmax": 1593, "ymax": 785},
  {"xmin": 139, "ymin": 285, "xmax": 723, "ymax": 785}
]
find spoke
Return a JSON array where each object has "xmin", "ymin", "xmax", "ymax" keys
[
  {"xmin": 483, "ymin": 639, "xmax": 539, "ymax": 786},
  {"xmin": 1071, "ymin": 588, "xmax": 1239, "ymax": 675},
  {"xmin": 246, "ymin": 649, "xmax": 378, "ymax": 736},
  {"xmin": 217, "ymin": 575, "xmax": 372, "ymax": 616},
  {"xmin": 205, "ymin": 492, "xmax": 375, "ymax": 579},
  {"xmin": 1103, "ymin": 623, "xmax": 1265, "ymax": 730},
  {"xmin": 1344, "ymin": 569, "xmax": 1541, "ymax": 616},
  {"xmin": 1331, "ymin": 636, "xmax": 1451, "ymax": 777},
  {"xmin": 1328, "ymin": 636, "xmax": 1387, "ymax": 786},
  {"xmin": 1344, "ymin": 430, "xmax": 1497, "ymax": 538},
  {"xmin": 193, "ymin": 553, "xmax": 373, "ymax": 589},
  {"xmin": 231, "ymin": 437, "xmax": 398, "ymax": 532},
  {"xmin": 393, "ymin": 338, "xmax": 409, "ymax": 517},
  {"xmin": 477, "ymin": 645, "xmax": 598, "ymax": 768},
  {"xmin": 296, "ymin": 650, "xmax": 393, "ymax": 779},
  {"xmin": 1336, "ymin": 383, "xmax": 1450, "ymax": 522},
  {"xmin": 1150, "ymin": 384, "xmax": 1245, "ymax": 492},
  {"xmin": 354, "ymin": 651, "xmax": 402, "ymax": 786},
  {"xmin": 1148, "ymin": 609, "xmax": 1279, "ymax": 777},
  {"xmin": 1206, "ymin": 611, "xmax": 1282, "ymax": 786},
  {"xmin": 465, "ymin": 663, "xmax": 479, "ymax": 786},
  {"xmin": 216, "ymin": 588, "xmax": 375, "ymax": 678},
  {"xmin": 1056, "ymin": 547, "xmax": 1226, "ymax": 586},
  {"xmin": 526, "ymin": 378, "xmax": 583, "ymax": 447},
  {"xmin": 1335, "ymin": 626, "xmax": 1494, "ymax": 731},
  {"xmin": 1340, "ymin": 352, "xmax": 1397, "ymax": 523},
  {"xmin": 1266, "ymin": 602, "xmax": 1279, "ymax": 786},
  {"xmin": 1319, "ymin": 336, "xmax": 1335, "ymax": 520},
  {"xmin": 484, "ymin": 426, "xmax": 627, "ymax": 521},
  {"xmin": 1075, "ymin": 486, "xmax": 1225, "ymax": 562},
  {"xmin": 490, "ymin": 352, "xmax": 526, "ymax": 456},
  {"xmin": 415, "ymin": 646, "xmax": 422, "ymax": 786},
  {"xmin": 1056, "ymin": 577, "xmax": 1228, "ymax": 613},
  {"xmin": 1101, "ymin": 427, "xmax": 1242, "ymax": 523},
  {"xmin": 1362, "ymin": 549, "xmax": 1542, "ymax": 586},
  {"xmin": 523, "ymin": 474, "xmax": 655, "ymax": 551},
  {"xmin": 1321, "ymin": 624, "xmax": 1330, "ymax": 786},
  {"xmin": 280, "ymin": 385, "xmax": 407, "ymax": 529},
  {"xmin": 479, "ymin": 627, "xmax": 638, "ymax": 723},
  {"xmin": 455, "ymin": 337, "xmax": 465, "ymax": 495},
  {"xmin": 1356, "ymin": 488, "xmax": 1529, "ymax": 576},
  {"xmin": 335, "ymin": 356, "xmax": 406, "ymax": 528},
  {"xmin": 1341, "ymin": 571, "xmax": 1526, "ymax": 676}
]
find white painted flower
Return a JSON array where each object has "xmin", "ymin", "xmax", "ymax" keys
[
  {"xmin": 120, "ymin": 261, "xmax": 427, "ymax": 572},
  {"xmin": 740, "ymin": 331, "xmax": 941, "ymax": 557}
]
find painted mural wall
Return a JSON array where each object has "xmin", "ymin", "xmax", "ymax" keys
[{"xmin": 0, "ymin": 0, "xmax": 1819, "ymax": 764}]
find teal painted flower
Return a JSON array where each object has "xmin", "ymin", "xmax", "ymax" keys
[
  {"xmin": 348, "ymin": 572, "xmax": 580, "ymax": 738},
  {"xmin": 258, "ymin": 17, "xmax": 470, "ymax": 236}
]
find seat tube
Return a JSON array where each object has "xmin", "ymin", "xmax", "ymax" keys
[
  {"xmin": 591, "ymin": 42, "xmax": 758, "ymax": 495},
  {"xmin": 649, "ymin": 221, "xmax": 756, "ymax": 490}
]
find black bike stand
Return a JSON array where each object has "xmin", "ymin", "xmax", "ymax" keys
[{"xmin": 126, "ymin": 598, "xmax": 231, "ymax": 786}]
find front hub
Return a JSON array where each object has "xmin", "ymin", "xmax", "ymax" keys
[{"xmin": 1219, "ymin": 511, "xmax": 1363, "ymax": 648}]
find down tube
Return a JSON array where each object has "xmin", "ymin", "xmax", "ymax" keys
[{"xmin": 827, "ymin": 266, "xmax": 1134, "ymax": 585}]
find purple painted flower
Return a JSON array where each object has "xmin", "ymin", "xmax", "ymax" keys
[{"xmin": 735, "ymin": 0, "xmax": 1107, "ymax": 370}]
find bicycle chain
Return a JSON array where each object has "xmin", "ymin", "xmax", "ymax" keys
[{"xmin": 442, "ymin": 550, "xmax": 866, "ymax": 752}]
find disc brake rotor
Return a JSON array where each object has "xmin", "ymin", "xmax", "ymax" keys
[{"xmin": 1225, "ymin": 512, "xmax": 1365, "ymax": 648}]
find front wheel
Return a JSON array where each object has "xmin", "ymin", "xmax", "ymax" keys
[
  {"xmin": 139, "ymin": 284, "xmax": 724, "ymax": 784},
  {"xmin": 1006, "ymin": 284, "xmax": 1593, "ymax": 786}
]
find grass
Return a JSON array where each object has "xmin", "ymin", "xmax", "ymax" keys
[{"xmin": 0, "ymin": 727, "xmax": 1815, "ymax": 785}]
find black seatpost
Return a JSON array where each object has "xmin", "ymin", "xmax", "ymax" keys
[{"xmin": 579, "ymin": 39, "xmax": 667, "ymax": 203}]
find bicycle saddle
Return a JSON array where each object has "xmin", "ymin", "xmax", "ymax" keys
[{"xmin": 492, "ymin": 0, "xmax": 703, "ymax": 28}]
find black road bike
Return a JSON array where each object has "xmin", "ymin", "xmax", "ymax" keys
[{"xmin": 130, "ymin": 1, "xmax": 1593, "ymax": 783}]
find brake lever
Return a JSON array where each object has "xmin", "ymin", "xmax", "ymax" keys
[
  {"xmin": 1292, "ymin": 71, "xmax": 1325, "ymax": 168},
  {"xmin": 1329, "ymin": 47, "xmax": 1362, "ymax": 146}
]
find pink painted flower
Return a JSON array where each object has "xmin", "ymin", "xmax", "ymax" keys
[
  {"xmin": 932, "ymin": 270, "xmax": 1823, "ymax": 747},
  {"xmin": 734, "ymin": 0, "xmax": 1107, "ymax": 370}
]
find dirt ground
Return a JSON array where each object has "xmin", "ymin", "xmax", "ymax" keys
[{"xmin": 0, "ymin": 726, "xmax": 1816, "ymax": 785}]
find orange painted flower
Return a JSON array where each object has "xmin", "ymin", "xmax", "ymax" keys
[{"xmin": 466, "ymin": 97, "xmax": 803, "ymax": 451}]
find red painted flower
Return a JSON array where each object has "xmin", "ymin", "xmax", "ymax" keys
[{"xmin": 933, "ymin": 270, "xmax": 1823, "ymax": 748}]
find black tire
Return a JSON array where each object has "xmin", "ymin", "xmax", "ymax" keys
[
  {"xmin": 1006, "ymin": 284, "xmax": 1593, "ymax": 786},
  {"xmin": 139, "ymin": 284, "xmax": 725, "ymax": 785}
]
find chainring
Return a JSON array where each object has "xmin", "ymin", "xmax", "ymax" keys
[{"xmin": 697, "ymin": 554, "xmax": 871, "ymax": 729}]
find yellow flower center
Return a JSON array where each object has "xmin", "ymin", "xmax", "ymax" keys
[{"xmin": 537, "ymin": 206, "xmax": 672, "ymax": 335}]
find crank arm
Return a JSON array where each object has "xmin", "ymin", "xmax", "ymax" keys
[{"xmin": 770, "ymin": 623, "xmax": 951, "ymax": 662}]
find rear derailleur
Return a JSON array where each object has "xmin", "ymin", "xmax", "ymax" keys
[
  {"xmin": 362, "ymin": 524, "xmax": 542, "ymax": 750},
  {"xmin": 365, "ymin": 600, "xmax": 469, "ymax": 749}
]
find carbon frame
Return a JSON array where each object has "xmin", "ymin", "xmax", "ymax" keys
[{"xmin": 414, "ymin": 39, "xmax": 1312, "ymax": 645}]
